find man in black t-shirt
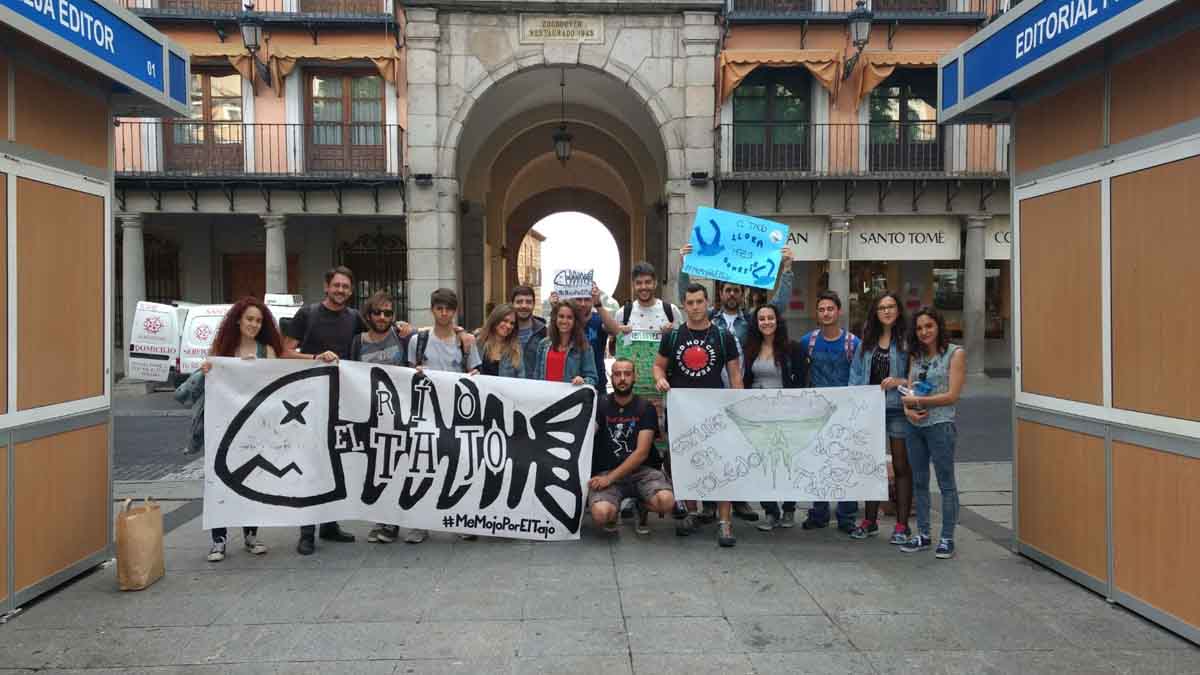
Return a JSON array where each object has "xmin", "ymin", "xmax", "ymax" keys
[
  {"xmin": 282, "ymin": 266, "xmax": 371, "ymax": 555},
  {"xmin": 653, "ymin": 282, "xmax": 742, "ymax": 546},
  {"xmin": 589, "ymin": 358, "xmax": 675, "ymax": 535}
]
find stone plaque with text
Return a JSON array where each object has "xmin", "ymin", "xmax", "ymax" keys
[{"xmin": 519, "ymin": 15, "xmax": 604, "ymax": 44}]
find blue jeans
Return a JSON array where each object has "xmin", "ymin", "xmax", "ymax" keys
[
  {"xmin": 807, "ymin": 501, "xmax": 857, "ymax": 527},
  {"xmin": 907, "ymin": 422, "xmax": 958, "ymax": 541}
]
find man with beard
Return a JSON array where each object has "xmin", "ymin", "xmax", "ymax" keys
[
  {"xmin": 589, "ymin": 358, "xmax": 676, "ymax": 535},
  {"xmin": 511, "ymin": 285, "xmax": 546, "ymax": 374},
  {"xmin": 284, "ymin": 266, "xmax": 371, "ymax": 555},
  {"xmin": 653, "ymin": 283, "xmax": 743, "ymax": 547}
]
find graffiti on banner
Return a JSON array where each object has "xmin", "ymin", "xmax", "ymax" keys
[
  {"xmin": 667, "ymin": 386, "xmax": 887, "ymax": 502},
  {"xmin": 203, "ymin": 359, "xmax": 597, "ymax": 540},
  {"xmin": 682, "ymin": 207, "xmax": 789, "ymax": 289},
  {"xmin": 552, "ymin": 268, "xmax": 595, "ymax": 299}
]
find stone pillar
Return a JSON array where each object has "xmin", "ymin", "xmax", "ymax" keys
[
  {"xmin": 828, "ymin": 215, "xmax": 853, "ymax": 330},
  {"xmin": 963, "ymin": 214, "xmax": 991, "ymax": 375},
  {"xmin": 263, "ymin": 215, "xmax": 288, "ymax": 295},
  {"xmin": 119, "ymin": 213, "xmax": 146, "ymax": 369}
]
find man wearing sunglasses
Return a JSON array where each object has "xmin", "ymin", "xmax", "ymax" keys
[{"xmin": 350, "ymin": 290, "xmax": 408, "ymax": 367}]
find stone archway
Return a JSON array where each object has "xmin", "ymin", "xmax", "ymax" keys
[{"xmin": 402, "ymin": 8, "xmax": 720, "ymax": 324}]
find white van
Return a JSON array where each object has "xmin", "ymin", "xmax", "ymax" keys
[
  {"xmin": 178, "ymin": 304, "xmax": 233, "ymax": 375},
  {"xmin": 264, "ymin": 294, "xmax": 305, "ymax": 337}
]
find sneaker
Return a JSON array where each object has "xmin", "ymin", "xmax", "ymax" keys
[
  {"xmin": 697, "ymin": 504, "xmax": 717, "ymax": 524},
  {"xmin": 935, "ymin": 538, "xmax": 956, "ymax": 559},
  {"xmin": 458, "ymin": 534, "xmax": 478, "ymax": 541},
  {"xmin": 207, "ymin": 538, "xmax": 226, "ymax": 562},
  {"xmin": 368, "ymin": 525, "xmax": 399, "ymax": 544},
  {"xmin": 848, "ymin": 520, "xmax": 879, "ymax": 540},
  {"xmin": 404, "ymin": 529, "xmax": 428, "ymax": 544},
  {"xmin": 619, "ymin": 497, "xmax": 636, "ymax": 520},
  {"xmin": 675, "ymin": 513, "xmax": 700, "ymax": 537},
  {"xmin": 602, "ymin": 518, "xmax": 620, "ymax": 534},
  {"xmin": 243, "ymin": 534, "xmax": 268, "ymax": 555},
  {"xmin": 800, "ymin": 517, "xmax": 827, "ymax": 530},
  {"xmin": 757, "ymin": 514, "xmax": 780, "ymax": 532},
  {"xmin": 900, "ymin": 534, "xmax": 932, "ymax": 553},
  {"xmin": 779, "ymin": 511, "xmax": 796, "ymax": 528},
  {"xmin": 634, "ymin": 504, "xmax": 651, "ymax": 536},
  {"xmin": 837, "ymin": 520, "xmax": 856, "ymax": 534},
  {"xmin": 296, "ymin": 535, "xmax": 315, "ymax": 555},
  {"xmin": 732, "ymin": 502, "xmax": 760, "ymax": 522},
  {"xmin": 717, "ymin": 520, "xmax": 736, "ymax": 547},
  {"xmin": 889, "ymin": 524, "xmax": 910, "ymax": 545}
]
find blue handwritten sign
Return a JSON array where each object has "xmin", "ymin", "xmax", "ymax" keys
[{"xmin": 683, "ymin": 207, "xmax": 788, "ymax": 290}]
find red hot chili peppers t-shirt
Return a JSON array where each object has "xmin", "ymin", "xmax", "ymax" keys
[{"xmin": 658, "ymin": 323, "xmax": 739, "ymax": 390}]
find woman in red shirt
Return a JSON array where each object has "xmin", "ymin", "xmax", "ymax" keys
[{"xmin": 532, "ymin": 301, "xmax": 598, "ymax": 385}]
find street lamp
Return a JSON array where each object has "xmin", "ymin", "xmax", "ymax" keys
[
  {"xmin": 552, "ymin": 68, "xmax": 572, "ymax": 164},
  {"xmin": 842, "ymin": 0, "xmax": 874, "ymax": 80},
  {"xmin": 240, "ymin": 2, "xmax": 272, "ymax": 89}
]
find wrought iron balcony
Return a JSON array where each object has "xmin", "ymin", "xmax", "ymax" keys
[
  {"xmin": 115, "ymin": 120, "xmax": 405, "ymax": 180},
  {"xmin": 727, "ymin": 0, "xmax": 1000, "ymax": 20},
  {"xmin": 120, "ymin": 0, "xmax": 393, "ymax": 20},
  {"xmin": 717, "ymin": 121, "xmax": 1009, "ymax": 178}
]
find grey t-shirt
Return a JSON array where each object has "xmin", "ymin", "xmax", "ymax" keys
[
  {"xmin": 357, "ymin": 330, "xmax": 406, "ymax": 366},
  {"xmin": 407, "ymin": 331, "xmax": 483, "ymax": 372}
]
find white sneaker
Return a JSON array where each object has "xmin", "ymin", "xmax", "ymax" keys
[
  {"xmin": 243, "ymin": 533, "xmax": 267, "ymax": 555},
  {"xmin": 404, "ymin": 528, "xmax": 428, "ymax": 544},
  {"xmin": 207, "ymin": 538, "xmax": 226, "ymax": 562}
]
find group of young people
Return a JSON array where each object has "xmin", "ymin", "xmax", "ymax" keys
[{"xmin": 185, "ymin": 245, "xmax": 965, "ymax": 561}]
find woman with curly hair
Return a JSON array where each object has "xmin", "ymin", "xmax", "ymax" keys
[
  {"xmin": 476, "ymin": 303, "xmax": 525, "ymax": 378},
  {"xmin": 197, "ymin": 297, "xmax": 287, "ymax": 562}
]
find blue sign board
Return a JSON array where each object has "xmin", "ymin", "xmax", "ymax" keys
[
  {"xmin": 169, "ymin": 51, "xmax": 187, "ymax": 104},
  {"xmin": 941, "ymin": 59, "xmax": 958, "ymax": 110},
  {"xmin": 961, "ymin": 0, "xmax": 1146, "ymax": 100},
  {"xmin": 3, "ymin": 0, "xmax": 165, "ymax": 91},
  {"xmin": 682, "ymin": 207, "xmax": 789, "ymax": 290}
]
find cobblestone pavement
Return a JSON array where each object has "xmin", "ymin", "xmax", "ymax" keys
[{"xmin": 2, "ymin": 509, "xmax": 1196, "ymax": 674}]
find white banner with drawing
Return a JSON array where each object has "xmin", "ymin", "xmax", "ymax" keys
[
  {"xmin": 666, "ymin": 387, "xmax": 888, "ymax": 502},
  {"xmin": 204, "ymin": 359, "xmax": 597, "ymax": 540}
]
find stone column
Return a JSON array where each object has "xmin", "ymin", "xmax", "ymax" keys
[
  {"xmin": 263, "ymin": 215, "xmax": 288, "ymax": 295},
  {"xmin": 963, "ymin": 214, "xmax": 991, "ymax": 375},
  {"xmin": 828, "ymin": 215, "xmax": 853, "ymax": 330},
  {"xmin": 119, "ymin": 213, "xmax": 146, "ymax": 369}
]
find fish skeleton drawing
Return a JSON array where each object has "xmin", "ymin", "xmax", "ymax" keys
[{"xmin": 213, "ymin": 365, "xmax": 596, "ymax": 533}]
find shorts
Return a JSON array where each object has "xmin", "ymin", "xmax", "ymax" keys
[
  {"xmin": 886, "ymin": 409, "xmax": 910, "ymax": 440},
  {"xmin": 587, "ymin": 466, "xmax": 673, "ymax": 508}
]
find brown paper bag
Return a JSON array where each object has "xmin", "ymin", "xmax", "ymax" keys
[{"xmin": 116, "ymin": 498, "xmax": 165, "ymax": 591}]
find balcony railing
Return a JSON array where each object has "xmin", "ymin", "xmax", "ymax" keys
[
  {"xmin": 728, "ymin": 0, "xmax": 1000, "ymax": 16},
  {"xmin": 120, "ymin": 0, "xmax": 392, "ymax": 18},
  {"xmin": 718, "ymin": 122, "xmax": 1009, "ymax": 178},
  {"xmin": 115, "ymin": 120, "xmax": 405, "ymax": 179}
]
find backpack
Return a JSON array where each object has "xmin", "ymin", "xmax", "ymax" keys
[
  {"xmin": 664, "ymin": 322, "xmax": 729, "ymax": 382},
  {"xmin": 413, "ymin": 328, "xmax": 472, "ymax": 373},
  {"xmin": 621, "ymin": 300, "xmax": 674, "ymax": 327}
]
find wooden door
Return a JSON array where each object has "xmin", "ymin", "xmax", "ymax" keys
[
  {"xmin": 165, "ymin": 71, "xmax": 244, "ymax": 174},
  {"xmin": 305, "ymin": 72, "xmax": 385, "ymax": 173},
  {"xmin": 223, "ymin": 254, "xmax": 299, "ymax": 302}
]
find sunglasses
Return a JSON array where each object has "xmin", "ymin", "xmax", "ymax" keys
[{"xmin": 369, "ymin": 309, "xmax": 394, "ymax": 317}]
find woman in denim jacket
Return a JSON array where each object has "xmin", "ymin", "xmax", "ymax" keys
[
  {"xmin": 476, "ymin": 303, "xmax": 525, "ymax": 378},
  {"xmin": 848, "ymin": 291, "xmax": 912, "ymax": 544},
  {"xmin": 531, "ymin": 301, "xmax": 599, "ymax": 386}
]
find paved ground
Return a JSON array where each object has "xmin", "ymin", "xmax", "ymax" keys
[{"xmin": 2, "ymin": 505, "xmax": 1197, "ymax": 674}]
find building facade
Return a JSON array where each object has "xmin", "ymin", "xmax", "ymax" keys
[
  {"xmin": 114, "ymin": 0, "xmax": 1014, "ymax": 373},
  {"xmin": 113, "ymin": 0, "xmax": 407, "ymax": 372}
]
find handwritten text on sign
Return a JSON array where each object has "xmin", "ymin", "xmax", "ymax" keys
[
  {"xmin": 682, "ymin": 207, "xmax": 789, "ymax": 290},
  {"xmin": 667, "ymin": 386, "xmax": 887, "ymax": 502},
  {"xmin": 552, "ymin": 268, "xmax": 594, "ymax": 299},
  {"xmin": 203, "ymin": 359, "xmax": 597, "ymax": 540}
]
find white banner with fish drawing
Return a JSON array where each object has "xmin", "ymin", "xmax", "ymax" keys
[
  {"xmin": 203, "ymin": 358, "xmax": 597, "ymax": 540},
  {"xmin": 666, "ymin": 387, "xmax": 888, "ymax": 502}
]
